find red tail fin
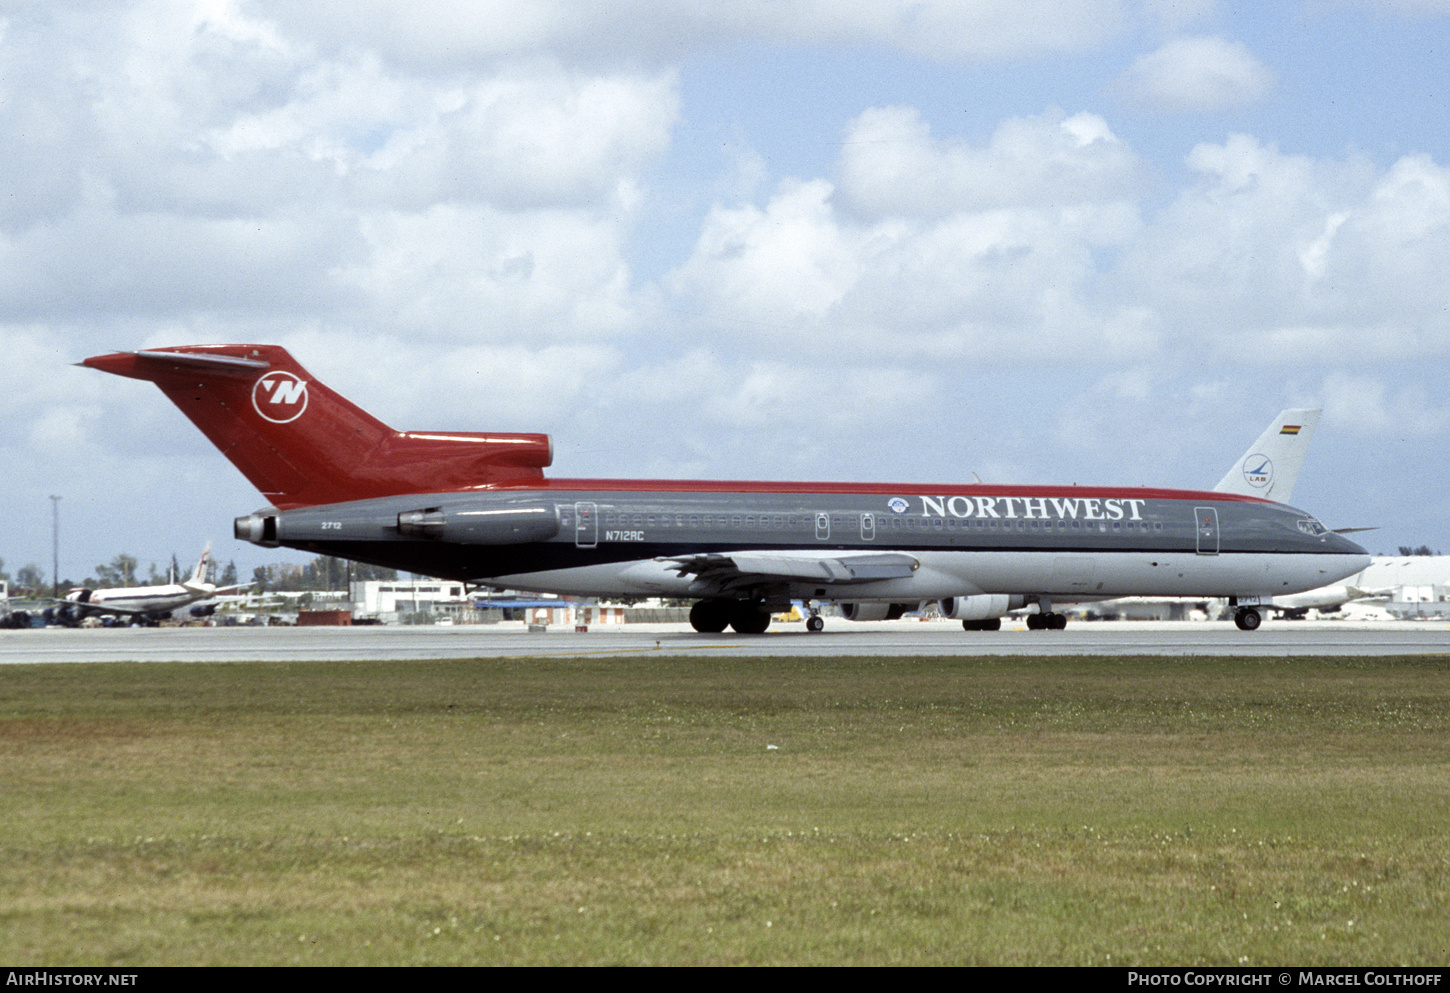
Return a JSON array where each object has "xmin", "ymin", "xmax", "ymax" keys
[{"xmin": 82, "ymin": 345, "xmax": 552, "ymax": 508}]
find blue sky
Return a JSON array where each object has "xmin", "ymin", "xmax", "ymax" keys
[{"xmin": 2, "ymin": 0, "xmax": 1448, "ymax": 584}]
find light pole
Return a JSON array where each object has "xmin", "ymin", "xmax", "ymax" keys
[{"xmin": 50, "ymin": 495, "xmax": 61, "ymax": 598}]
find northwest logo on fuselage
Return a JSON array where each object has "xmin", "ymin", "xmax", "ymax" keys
[
  {"xmin": 914, "ymin": 495, "xmax": 1148, "ymax": 521},
  {"xmin": 252, "ymin": 371, "xmax": 309, "ymax": 424}
]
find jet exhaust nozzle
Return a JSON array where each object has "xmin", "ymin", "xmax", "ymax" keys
[{"xmin": 235, "ymin": 513, "xmax": 279, "ymax": 547}]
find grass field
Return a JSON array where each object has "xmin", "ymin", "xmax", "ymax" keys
[{"xmin": 1, "ymin": 654, "xmax": 1448, "ymax": 965}]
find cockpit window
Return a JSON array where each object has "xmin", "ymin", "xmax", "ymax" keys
[{"xmin": 1296, "ymin": 517, "xmax": 1327, "ymax": 536}]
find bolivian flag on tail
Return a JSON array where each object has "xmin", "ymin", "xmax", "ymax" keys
[{"xmin": 1280, "ymin": 424, "xmax": 1302, "ymax": 435}]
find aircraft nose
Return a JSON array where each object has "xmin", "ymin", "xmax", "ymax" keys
[
  {"xmin": 1339, "ymin": 533, "xmax": 1370, "ymax": 558},
  {"xmin": 1334, "ymin": 533, "xmax": 1372, "ymax": 570}
]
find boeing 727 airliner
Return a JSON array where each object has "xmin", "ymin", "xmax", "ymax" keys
[{"xmin": 82, "ymin": 345, "xmax": 1370, "ymax": 633}]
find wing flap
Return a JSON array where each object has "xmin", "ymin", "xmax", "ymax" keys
[{"xmin": 661, "ymin": 550, "xmax": 919, "ymax": 590}]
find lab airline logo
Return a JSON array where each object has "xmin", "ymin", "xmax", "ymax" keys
[
  {"xmin": 252, "ymin": 371, "xmax": 309, "ymax": 424},
  {"xmin": 1241, "ymin": 454, "xmax": 1273, "ymax": 489}
]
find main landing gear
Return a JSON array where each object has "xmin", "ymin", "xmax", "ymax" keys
[
  {"xmin": 1025, "ymin": 612, "xmax": 1068, "ymax": 630},
  {"xmin": 689, "ymin": 598, "xmax": 772, "ymax": 634},
  {"xmin": 961, "ymin": 618, "xmax": 1002, "ymax": 631},
  {"xmin": 1233, "ymin": 607, "xmax": 1262, "ymax": 631}
]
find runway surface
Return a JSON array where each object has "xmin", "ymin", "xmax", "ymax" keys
[{"xmin": 3, "ymin": 618, "xmax": 1447, "ymax": 663}]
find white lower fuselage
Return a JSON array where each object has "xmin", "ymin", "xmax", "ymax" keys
[{"xmin": 487, "ymin": 548, "xmax": 1372, "ymax": 604}]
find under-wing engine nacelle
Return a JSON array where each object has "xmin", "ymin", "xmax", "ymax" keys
[
  {"xmin": 841, "ymin": 602, "xmax": 915, "ymax": 622},
  {"xmin": 938, "ymin": 594, "xmax": 1024, "ymax": 621}
]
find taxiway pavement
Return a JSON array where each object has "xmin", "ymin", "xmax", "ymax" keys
[{"xmin": 2, "ymin": 619, "xmax": 1447, "ymax": 664}]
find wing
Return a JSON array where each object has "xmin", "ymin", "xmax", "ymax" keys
[
  {"xmin": 659, "ymin": 550, "xmax": 919, "ymax": 597},
  {"xmin": 216, "ymin": 582, "xmax": 257, "ymax": 595},
  {"xmin": 67, "ymin": 601, "xmax": 153, "ymax": 617}
]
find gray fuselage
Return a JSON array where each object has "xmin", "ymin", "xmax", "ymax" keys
[{"xmin": 236, "ymin": 482, "xmax": 1370, "ymax": 605}]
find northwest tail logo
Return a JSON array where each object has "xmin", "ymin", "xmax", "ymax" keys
[{"xmin": 252, "ymin": 371, "xmax": 309, "ymax": 424}]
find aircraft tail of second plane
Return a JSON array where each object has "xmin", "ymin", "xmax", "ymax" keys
[{"xmin": 1213, "ymin": 408, "xmax": 1320, "ymax": 504}]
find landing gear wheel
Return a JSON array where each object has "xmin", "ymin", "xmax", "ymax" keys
[
  {"xmin": 1234, "ymin": 607, "xmax": 1262, "ymax": 632},
  {"xmin": 806, "ymin": 615, "xmax": 824, "ymax": 633},
  {"xmin": 1026, "ymin": 613, "xmax": 1045, "ymax": 630},
  {"xmin": 689, "ymin": 599, "xmax": 730, "ymax": 633},
  {"xmin": 962, "ymin": 618, "xmax": 1002, "ymax": 631},
  {"xmin": 728, "ymin": 601, "xmax": 771, "ymax": 634},
  {"xmin": 1048, "ymin": 613, "xmax": 1068, "ymax": 630}
]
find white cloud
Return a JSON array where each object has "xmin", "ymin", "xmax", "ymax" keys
[
  {"xmin": 334, "ymin": 202, "xmax": 641, "ymax": 345},
  {"xmin": 666, "ymin": 178, "xmax": 863, "ymax": 328},
  {"xmin": 256, "ymin": 0, "xmax": 1129, "ymax": 66},
  {"xmin": 1320, "ymin": 372, "xmax": 1450, "ymax": 438},
  {"xmin": 0, "ymin": 5, "xmax": 679, "ymax": 346},
  {"xmin": 1110, "ymin": 134, "xmax": 1450, "ymax": 360},
  {"xmin": 838, "ymin": 106, "xmax": 1142, "ymax": 218},
  {"xmin": 1116, "ymin": 36, "xmax": 1275, "ymax": 112},
  {"xmin": 667, "ymin": 108, "xmax": 1147, "ymax": 357}
]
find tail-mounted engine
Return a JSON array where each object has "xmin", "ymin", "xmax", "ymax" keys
[
  {"xmin": 395, "ymin": 504, "xmax": 559, "ymax": 544},
  {"xmin": 236, "ymin": 499, "xmax": 561, "ymax": 548}
]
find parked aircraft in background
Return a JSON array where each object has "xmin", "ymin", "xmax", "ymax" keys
[
  {"xmin": 43, "ymin": 545, "xmax": 250, "ymax": 626},
  {"xmin": 1263, "ymin": 555, "xmax": 1449, "ymax": 619},
  {"xmin": 82, "ymin": 346, "xmax": 1369, "ymax": 633}
]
